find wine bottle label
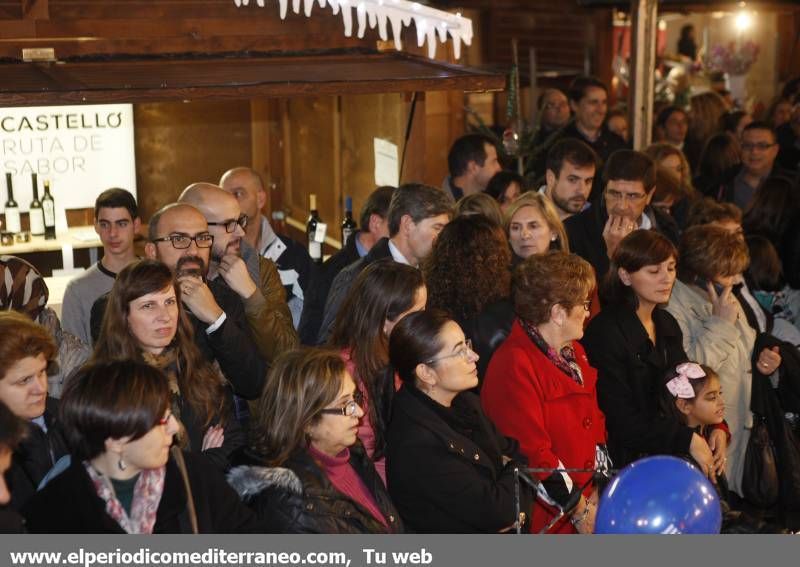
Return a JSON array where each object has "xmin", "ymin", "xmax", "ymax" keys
[
  {"xmin": 43, "ymin": 201, "xmax": 55, "ymax": 226},
  {"xmin": 313, "ymin": 222, "xmax": 327, "ymax": 244},
  {"xmin": 29, "ymin": 209, "xmax": 45, "ymax": 235},
  {"xmin": 309, "ymin": 241, "xmax": 322, "ymax": 259},
  {"xmin": 4, "ymin": 208, "xmax": 21, "ymax": 233},
  {"xmin": 342, "ymin": 228, "xmax": 354, "ymax": 246}
]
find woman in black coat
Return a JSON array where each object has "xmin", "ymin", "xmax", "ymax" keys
[
  {"xmin": 22, "ymin": 361, "xmax": 258, "ymax": 534},
  {"xmin": 386, "ymin": 310, "xmax": 532, "ymax": 533},
  {"xmin": 582, "ymin": 231, "xmax": 722, "ymax": 475},
  {"xmin": 228, "ymin": 349, "xmax": 402, "ymax": 534}
]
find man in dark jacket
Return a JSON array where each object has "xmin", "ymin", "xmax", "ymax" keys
[
  {"xmin": 718, "ymin": 122, "xmax": 795, "ymax": 209},
  {"xmin": 443, "ymin": 134, "xmax": 502, "ymax": 200},
  {"xmin": 316, "ymin": 183, "xmax": 453, "ymax": 344},
  {"xmin": 298, "ymin": 186, "xmax": 395, "ymax": 345},
  {"xmin": 529, "ymin": 76, "xmax": 628, "ymax": 197},
  {"xmin": 565, "ymin": 150, "xmax": 679, "ymax": 277},
  {"xmin": 776, "ymin": 95, "xmax": 800, "ymax": 172}
]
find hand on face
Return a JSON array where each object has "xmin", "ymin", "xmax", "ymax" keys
[
  {"xmin": 602, "ymin": 215, "xmax": 636, "ymax": 260},
  {"xmin": 218, "ymin": 254, "xmax": 257, "ymax": 299},
  {"xmin": 177, "ymin": 274, "xmax": 223, "ymax": 324}
]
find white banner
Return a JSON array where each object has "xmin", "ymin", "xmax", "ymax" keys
[{"xmin": 0, "ymin": 104, "xmax": 136, "ymax": 213}]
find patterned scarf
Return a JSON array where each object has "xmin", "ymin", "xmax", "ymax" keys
[
  {"xmin": 0, "ymin": 255, "xmax": 48, "ymax": 320},
  {"xmin": 141, "ymin": 348, "xmax": 188, "ymax": 449},
  {"xmin": 84, "ymin": 463, "xmax": 166, "ymax": 534},
  {"xmin": 518, "ymin": 317, "xmax": 584, "ymax": 386}
]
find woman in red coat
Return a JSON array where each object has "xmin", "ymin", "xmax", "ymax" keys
[{"xmin": 482, "ymin": 251, "xmax": 608, "ymax": 534}]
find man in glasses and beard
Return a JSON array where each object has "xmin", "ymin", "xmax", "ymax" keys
[{"xmin": 178, "ymin": 183, "xmax": 297, "ymax": 366}]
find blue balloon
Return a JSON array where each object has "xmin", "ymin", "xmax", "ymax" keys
[{"xmin": 595, "ymin": 455, "xmax": 722, "ymax": 534}]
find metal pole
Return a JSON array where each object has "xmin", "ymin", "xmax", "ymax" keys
[{"xmin": 629, "ymin": 0, "xmax": 658, "ymax": 150}]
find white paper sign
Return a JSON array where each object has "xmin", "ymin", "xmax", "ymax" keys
[
  {"xmin": 313, "ymin": 222, "xmax": 328, "ymax": 244},
  {"xmin": 374, "ymin": 137, "xmax": 399, "ymax": 188},
  {"xmin": 0, "ymin": 104, "xmax": 137, "ymax": 214}
]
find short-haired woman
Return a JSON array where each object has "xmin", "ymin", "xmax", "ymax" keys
[
  {"xmin": 504, "ymin": 192, "xmax": 568, "ymax": 265},
  {"xmin": 0, "ymin": 311, "xmax": 68, "ymax": 512},
  {"xmin": 23, "ymin": 361, "xmax": 258, "ymax": 533},
  {"xmin": 665, "ymin": 225, "xmax": 782, "ymax": 497},
  {"xmin": 583, "ymin": 231, "xmax": 721, "ymax": 476},
  {"xmin": 228, "ymin": 349, "xmax": 402, "ymax": 533},
  {"xmin": 425, "ymin": 215, "xmax": 514, "ymax": 382},
  {"xmin": 93, "ymin": 259, "xmax": 243, "ymax": 471},
  {"xmin": 483, "ymin": 252, "xmax": 607, "ymax": 533},
  {"xmin": 387, "ymin": 310, "xmax": 532, "ymax": 533},
  {"xmin": 329, "ymin": 260, "xmax": 427, "ymax": 483}
]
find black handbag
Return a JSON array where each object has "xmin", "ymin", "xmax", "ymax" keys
[{"xmin": 741, "ymin": 415, "xmax": 780, "ymax": 508}]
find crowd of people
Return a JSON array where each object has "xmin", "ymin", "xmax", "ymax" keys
[{"xmin": 1, "ymin": 72, "xmax": 800, "ymax": 535}]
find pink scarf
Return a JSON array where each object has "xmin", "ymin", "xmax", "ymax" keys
[{"xmin": 84, "ymin": 463, "xmax": 166, "ymax": 534}]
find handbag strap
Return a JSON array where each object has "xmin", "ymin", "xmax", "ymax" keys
[{"xmin": 170, "ymin": 447, "xmax": 199, "ymax": 534}]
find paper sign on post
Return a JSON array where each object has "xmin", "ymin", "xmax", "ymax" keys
[{"xmin": 374, "ymin": 138, "xmax": 399, "ymax": 187}]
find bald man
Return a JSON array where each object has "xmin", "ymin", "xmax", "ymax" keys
[
  {"xmin": 178, "ymin": 183, "xmax": 297, "ymax": 363},
  {"xmin": 219, "ymin": 167, "xmax": 314, "ymax": 327}
]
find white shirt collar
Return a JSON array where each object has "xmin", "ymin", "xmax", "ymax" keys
[{"xmin": 388, "ymin": 239, "xmax": 412, "ymax": 266}]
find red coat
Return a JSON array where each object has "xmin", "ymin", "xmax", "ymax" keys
[{"xmin": 481, "ymin": 321, "xmax": 607, "ymax": 534}]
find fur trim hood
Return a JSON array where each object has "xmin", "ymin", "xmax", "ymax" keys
[{"xmin": 227, "ymin": 465, "xmax": 303, "ymax": 499}]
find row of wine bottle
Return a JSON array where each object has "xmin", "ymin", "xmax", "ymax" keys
[
  {"xmin": 3, "ymin": 173, "xmax": 57, "ymax": 239},
  {"xmin": 306, "ymin": 193, "xmax": 357, "ymax": 264}
]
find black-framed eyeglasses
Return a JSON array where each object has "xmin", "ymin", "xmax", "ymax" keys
[
  {"xmin": 151, "ymin": 233, "xmax": 214, "ymax": 249},
  {"xmin": 319, "ymin": 390, "xmax": 364, "ymax": 417},
  {"xmin": 425, "ymin": 339, "xmax": 474, "ymax": 366},
  {"xmin": 207, "ymin": 214, "xmax": 248, "ymax": 233},
  {"xmin": 741, "ymin": 142, "xmax": 776, "ymax": 152}
]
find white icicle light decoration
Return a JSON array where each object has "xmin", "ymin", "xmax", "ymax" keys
[{"xmin": 233, "ymin": 0, "xmax": 473, "ymax": 59}]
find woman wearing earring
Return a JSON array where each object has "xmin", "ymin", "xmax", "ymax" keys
[
  {"xmin": 228, "ymin": 349, "xmax": 402, "ymax": 534},
  {"xmin": 482, "ymin": 252, "xmax": 607, "ymax": 534},
  {"xmin": 23, "ymin": 361, "xmax": 258, "ymax": 533},
  {"xmin": 386, "ymin": 310, "xmax": 531, "ymax": 533},
  {"xmin": 504, "ymin": 192, "xmax": 568, "ymax": 265},
  {"xmin": 92, "ymin": 259, "xmax": 243, "ymax": 471}
]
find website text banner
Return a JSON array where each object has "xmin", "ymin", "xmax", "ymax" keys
[{"xmin": 0, "ymin": 534, "xmax": 790, "ymax": 567}]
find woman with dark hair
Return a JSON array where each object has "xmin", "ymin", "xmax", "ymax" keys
[
  {"xmin": 484, "ymin": 171, "xmax": 523, "ymax": 214},
  {"xmin": 745, "ymin": 235, "xmax": 800, "ymax": 340},
  {"xmin": 483, "ymin": 252, "xmax": 607, "ymax": 534},
  {"xmin": 0, "ymin": 312, "xmax": 68, "ymax": 513},
  {"xmin": 0, "ymin": 401, "xmax": 28, "ymax": 532},
  {"xmin": 693, "ymin": 132, "xmax": 742, "ymax": 198},
  {"xmin": 685, "ymin": 91, "xmax": 729, "ymax": 170},
  {"xmin": 23, "ymin": 360, "xmax": 258, "ymax": 533},
  {"xmin": 92, "ymin": 259, "xmax": 242, "ymax": 470},
  {"xmin": 387, "ymin": 310, "xmax": 531, "ymax": 533},
  {"xmin": 678, "ymin": 24, "xmax": 697, "ymax": 60},
  {"xmin": 583, "ymin": 231, "xmax": 721, "ymax": 476},
  {"xmin": 743, "ymin": 176, "xmax": 800, "ymax": 290},
  {"xmin": 328, "ymin": 259, "xmax": 426, "ymax": 483},
  {"xmin": 665, "ymin": 225, "xmax": 783, "ymax": 497},
  {"xmin": 424, "ymin": 215, "xmax": 514, "ymax": 382},
  {"xmin": 228, "ymin": 348, "xmax": 402, "ymax": 534}
]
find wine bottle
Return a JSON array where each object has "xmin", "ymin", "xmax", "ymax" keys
[
  {"xmin": 341, "ymin": 196, "xmax": 357, "ymax": 247},
  {"xmin": 29, "ymin": 173, "xmax": 44, "ymax": 236},
  {"xmin": 306, "ymin": 194, "xmax": 323, "ymax": 264},
  {"xmin": 4, "ymin": 173, "xmax": 21, "ymax": 234},
  {"xmin": 42, "ymin": 180, "xmax": 56, "ymax": 240}
]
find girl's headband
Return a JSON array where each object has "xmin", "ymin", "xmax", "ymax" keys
[{"xmin": 666, "ymin": 362, "xmax": 706, "ymax": 399}]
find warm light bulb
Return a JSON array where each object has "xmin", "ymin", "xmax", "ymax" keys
[{"xmin": 734, "ymin": 11, "xmax": 753, "ymax": 32}]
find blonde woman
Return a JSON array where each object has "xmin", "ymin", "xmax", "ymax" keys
[{"xmin": 504, "ymin": 192, "xmax": 568, "ymax": 264}]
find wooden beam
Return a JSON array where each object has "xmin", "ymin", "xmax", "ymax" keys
[
  {"xmin": 22, "ymin": 0, "xmax": 48, "ymax": 20},
  {"xmin": 629, "ymin": 0, "xmax": 657, "ymax": 150}
]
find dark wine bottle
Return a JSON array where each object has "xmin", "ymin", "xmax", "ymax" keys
[
  {"xmin": 29, "ymin": 173, "xmax": 44, "ymax": 236},
  {"xmin": 4, "ymin": 173, "xmax": 21, "ymax": 234},
  {"xmin": 341, "ymin": 196, "xmax": 357, "ymax": 247},
  {"xmin": 42, "ymin": 180, "xmax": 56, "ymax": 240},
  {"xmin": 306, "ymin": 193, "xmax": 323, "ymax": 264}
]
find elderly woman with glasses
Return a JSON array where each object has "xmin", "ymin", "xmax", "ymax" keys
[
  {"xmin": 386, "ymin": 310, "xmax": 532, "ymax": 533},
  {"xmin": 482, "ymin": 252, "xmax": 608, "ymax": 534},
  {"xmin": 228, "ymin": 348, "xmax": 402, "ymax": 534}
]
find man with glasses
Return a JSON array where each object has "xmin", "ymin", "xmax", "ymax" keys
[
  {"xmin": 719, "ymin": 121, "xmax": 793, "ymax": 210},
  {"xmin": 220, "ymin": 167, "xmax": 315, "ymax": 329},
  {"xmin": 178, "ymin": 183, "xmax": 297, "ymax": 366},
  {"xmin": 564, "ymin": 150, "xmax": 679, "ymax": 277},
  {"xmin": 532, "ymin": 89, "xmax": 571, "ymax": 147}
]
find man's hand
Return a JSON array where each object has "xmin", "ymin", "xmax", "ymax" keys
[
  {"xmin": 178, "ymin": 274, "xmax": 224, "ymax": 324},
  {"xmin": 218, "ymin": 254, "xmax": 258, "ymax": 299},
  {"xmin": 602, "ymin": 215, "xmax": 636, "ymax": 260}
]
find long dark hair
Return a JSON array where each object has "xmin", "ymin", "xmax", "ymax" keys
[
  {"xmin": 329, "ymin": 259, "xmax": 425, "ymax": 459},
  {"xmin": 743, "ymin": 175, "xmax": 800, "ymax": 244},
  {"xmin": 92, "ymin": 259, "xmax": 225, "ymax": 429},
  {"xmin": 389, "ymin": 309, "xmax": 451, "ymax": 386},
  {"xmin": 601, "ymin": 230, "xmax": 678, "ymax": 310}
]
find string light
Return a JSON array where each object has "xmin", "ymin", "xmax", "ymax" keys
[{"xmin": 233, "ymin": 0, "xmax": 473, "ymax": 59}]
